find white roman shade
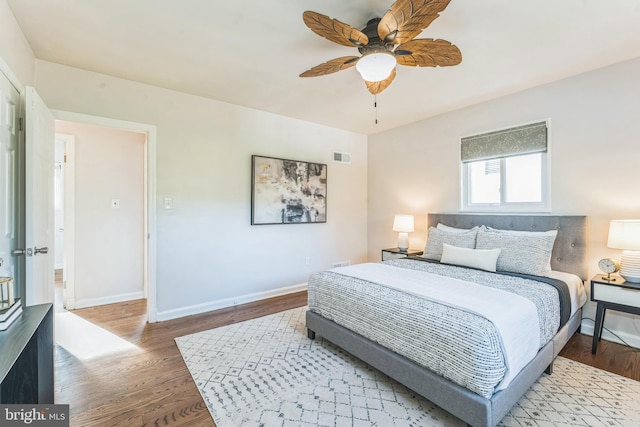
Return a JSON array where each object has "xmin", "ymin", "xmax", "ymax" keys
[{"xmin": 461, "ymin": 121, "xmax": 547, "ymax": 163}]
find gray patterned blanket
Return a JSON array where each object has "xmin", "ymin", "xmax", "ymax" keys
[{"xmin": 307, "ymin": 259, "xmax": 570, "ymax": 398}]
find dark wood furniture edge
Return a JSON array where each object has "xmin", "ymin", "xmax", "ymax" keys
[{"xmin": 0, "ymin": 303, "xmax": 54, "ymax": 404}]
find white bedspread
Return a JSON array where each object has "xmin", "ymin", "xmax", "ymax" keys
[
  {"xmin": 333, "ymin": 262, "xmax": 541, "ymax": 390},
  {"xmin": 546, "ymin": 270, "xmax": 586, "ymax": 315}
]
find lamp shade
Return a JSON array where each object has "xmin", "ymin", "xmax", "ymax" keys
[
  {"xmin": 356, "ymin": 52, "xmax": 397, "ymax": 82},
  {"xmin": 607, "ymin": 220, "xmax": 640, "ymax": 250},
  {"xmin": 393, "ymin": 214, "xmax": 414, "ymax": 233}
]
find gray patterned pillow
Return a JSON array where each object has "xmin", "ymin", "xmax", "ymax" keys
[
  {"xmin": 476, "ymin": 228, "xmax": 557, "ymax": 276},
  {"xmin": 422, "ymin": 227, "xmax": 478, "ymax": 260}
]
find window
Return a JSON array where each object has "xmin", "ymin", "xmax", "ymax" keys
[{"xmin": 461, "ymin": 121, "xmax": 549, "ymax": 212}]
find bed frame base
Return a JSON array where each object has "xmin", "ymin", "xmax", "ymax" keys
[{"xmin": 306, "ymin": 309, "xmax": 581, "ymax": 427}]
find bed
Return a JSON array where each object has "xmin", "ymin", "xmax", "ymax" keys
[{"xmin": 306, "ymin": 214, "xmax": 587, "ymax": 427}]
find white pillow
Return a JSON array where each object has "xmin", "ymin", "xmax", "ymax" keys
[
  {"xmin": 422, "ymin": 227, "xmax": 479, "ymax": 260},
  {"xmin": 440, "ymin": 243, "xmax": 501, "ymax": 272}
]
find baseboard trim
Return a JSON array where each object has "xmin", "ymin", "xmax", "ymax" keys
[
  {"xmin": 74, "ymin": 291, "xmax": 145, "ymax": 309},
  {"xmin": 156, "ymin": 283, "xmax": 308, "ymax": 322},
  {"xmin": 580, "ymin": 321, "xmax": 640, "ymax": 350}
]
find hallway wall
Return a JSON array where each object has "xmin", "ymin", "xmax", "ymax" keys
[{"xmin": 56, "ymin": 121, "xmax": 145, "ymax": 308}]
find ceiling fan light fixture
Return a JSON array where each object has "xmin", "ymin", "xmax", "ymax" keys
[
  {"xmin": 300, "ymin": 2, "xmax": 461, "ymax": 94},
  {"xmin": 355, "ymin": 52, "xmax": 397, "ymax": 82}
]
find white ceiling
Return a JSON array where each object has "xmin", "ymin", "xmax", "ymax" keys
[{"xmin": 7, "ymin": 0, "xmax": 640, "ymax": 135}]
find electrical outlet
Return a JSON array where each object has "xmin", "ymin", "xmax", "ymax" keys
[{"xmin": 305, "ymin": 256, "xmax": 311, "ymax": 266}]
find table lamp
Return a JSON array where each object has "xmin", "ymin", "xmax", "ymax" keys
[
  {"xmin": 607, "ymin": 219, "xmax": 640, "ymax": 283},
  {"xmin": 393, "ymin": 214, "xmax": 414, "ymax": 252}
]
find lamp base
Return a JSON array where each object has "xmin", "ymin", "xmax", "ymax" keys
[
  {"xmin": 620, "ymin": 250, "xmax": 640, "ymax": 283},
  {"xmin": 621, "ymin": 275, "xmax": 640, "ymax": 283},
  {"xmin": 397, "ymin": 232, "xmax": 409, "ymax": 252}
]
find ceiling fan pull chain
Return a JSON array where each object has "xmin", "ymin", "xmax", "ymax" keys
[{"xmin": 374, "ymin": 94, "xmax": 378, "ymax": 125}]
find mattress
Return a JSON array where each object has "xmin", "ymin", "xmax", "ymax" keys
[{"xmin": 307, "ymin": 258, "xmax": 576, "ymax": 398}]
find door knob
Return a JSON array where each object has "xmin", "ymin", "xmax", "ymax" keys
[
  {"xmin": 34, "ymin": 246, "xmax": 49, "ymax": 255},
  {"xmin": 12, "ymin": 249, "xmax": 26, "ymax": 256}
]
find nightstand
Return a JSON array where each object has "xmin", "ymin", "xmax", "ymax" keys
[
  {"xmin": 590, "ymin": 274, "xmax": 640, "ymax": 354},
  {"xmin": 381, "ymin": 248, "xmax": 423, "ymax": 261}
]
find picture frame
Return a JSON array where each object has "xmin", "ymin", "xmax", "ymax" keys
[{"xmin": 251, "ymin": 155, "xmax": 327, "ymax": 225}]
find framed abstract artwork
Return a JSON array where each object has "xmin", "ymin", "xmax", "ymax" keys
[{"xmin": 251, "ymin": 155, "xmax": 327, "ymax": 225}]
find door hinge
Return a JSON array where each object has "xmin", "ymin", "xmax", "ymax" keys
[
  {"xmin": 18, "ymin": 117, "xmax": 24, "ymax": 131},
  {"xmin": 64, "ymin": 154, "xmax": 67, "ymax": 163}
]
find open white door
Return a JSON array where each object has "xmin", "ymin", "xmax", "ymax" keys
[
  {"xmin": 24, "ymin": 86, "xmax": 55, "ymax": 306},
  {"xmin": 0, "ymin": 72, "xmax": 20, "ymax": 286}
]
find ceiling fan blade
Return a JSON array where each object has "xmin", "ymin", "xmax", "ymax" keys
[
  {"xmin": 365, "ymin": 68, "xmax": 397, "ymax": 94},
  {"xmin": 303, "ymin": 11, "xmax": 369, "ymax": 47},
  {"xmin": 378, "ymin": 0, "xmax": 452, "ymax": 45},
  {"xmin": 300, "ymin": 56, "xmax": 360, "ymax": 77},
  {"xmin": 395, "ymin": 39, "xmax": 461, "ymax": 67}
]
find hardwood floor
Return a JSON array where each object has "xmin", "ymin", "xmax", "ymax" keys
[
  {"xmin": 55, "ymin": 292, "xmax": 640, "ymax": 426},
  {"xmin": 55, "ymin": 293, "xmax": 307, "ymax": 426},
  {"xmin": 559, "ymin": 330, "xmax": 640, "ymax": 381}
]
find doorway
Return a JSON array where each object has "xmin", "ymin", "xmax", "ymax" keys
[
  {"xmin": 54, "ymin": 122, "xmax": 146, "ymax": 311},
  {"xmin": 52, "ymin": 111, "xmax": 157, "ymax": 322},
  {"xmin": 53, "ymin": 134, "xmax": 71, "ymax": 312}
]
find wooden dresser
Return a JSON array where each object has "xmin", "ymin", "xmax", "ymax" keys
[{"xmin": 0, "ymin": 303, "xmax": 54, "ymax": 403}]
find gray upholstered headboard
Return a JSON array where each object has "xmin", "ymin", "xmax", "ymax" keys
[{"xmin": 427, "ymin": 214, "xmax": 588, "ymax": 280}]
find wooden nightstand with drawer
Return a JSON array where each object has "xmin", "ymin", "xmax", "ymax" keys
[{"xmin": 590, "ymin": 275, "xmax": 640, "ymax": 354}]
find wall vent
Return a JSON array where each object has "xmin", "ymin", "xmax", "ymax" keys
[
  {"xmin": 333, "ymin": 151, "xmax": 351, "ymax": 164},
  {"xmin": 332, "ymin": 260, "xmax": 351, "ymax": 268}
]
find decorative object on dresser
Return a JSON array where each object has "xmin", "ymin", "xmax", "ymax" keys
[
  {"xmin": 0, "ymin": 276, "xmax": 15, "ymax": 307},
  {"xmin": 381, "ymin": 247, "xmax": 422, "ymax": 261},
  {"xmin": 251, "ymin": 155, "xmax": 327, "ymax": 225},
  {"xmin": 0, "ymin": 277, "xmax": 21, "ymax": 331},
  {"xmin": 607, "ymin": 220, "xmax": 640, "ymax": 283},
  {"xmin": 392, "ymin": 214, "xmax": 414, "ymax": 251},
  {"xmin": 590, "ymin": 274, "xmax": 640, "ymax": 354},
  {"xmin": 0, "ymin": 299, "xmax": 22, "ymax": 332}
]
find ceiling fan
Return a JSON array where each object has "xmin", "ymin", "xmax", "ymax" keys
[{"xmin": 300, "ymin": 0, "xmax": 462, "ymax": 94}]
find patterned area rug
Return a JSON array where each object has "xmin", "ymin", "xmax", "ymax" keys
[{"xmin": 175, "ymin": 307, "xmax": 640, "ymax": 427}]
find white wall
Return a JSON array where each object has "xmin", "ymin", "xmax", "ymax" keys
[
  {"xmin": 368, "ymin": 57, "xmax": 640, "ymax": 348},
  {"xmin": 55, "ymin": 121, "xmax": 145, "ymax": 308},
  {"xmin": 0, "ymin": 0, "xmax": 34, "ymax": 86},
  {"xmin": 34, "ymin": 60, "xmax": 368, "ymax": 320}
]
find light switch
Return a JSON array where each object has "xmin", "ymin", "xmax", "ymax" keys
[
  {"xmin": 111, "ymin": 199, "xmax": 120, "ymax": 209},
  {"xmin": 164, "ymin": 197, "xmax": 173, "ymax": 209}
]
